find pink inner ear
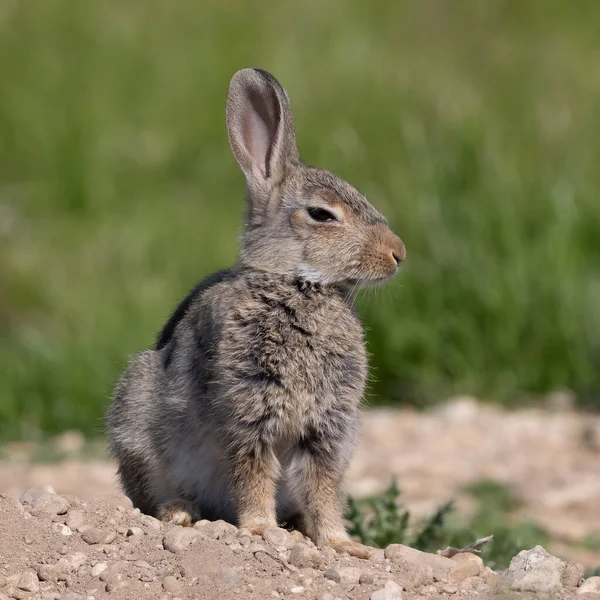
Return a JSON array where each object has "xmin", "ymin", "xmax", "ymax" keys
[{"xmin": 243, "ymin": 88, "xmax": 279, "ymax": 178}]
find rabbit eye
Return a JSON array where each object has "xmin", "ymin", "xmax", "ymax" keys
[{"xmin": 307, "ymin": 207, "xmax": 337, "ymax": 222}]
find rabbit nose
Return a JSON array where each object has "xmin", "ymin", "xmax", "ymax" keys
[{"xmin": 391, "ymin": 238, "xmax": 406, "ymax": 265}]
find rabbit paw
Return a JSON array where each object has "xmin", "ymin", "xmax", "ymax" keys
[
  {"xmin": 158, "ymin": 499, "xmax": 201, "ymax": 527},
  {"xmin": 327, "ymin": 539, "xmax": 372, "ymax": 559}
]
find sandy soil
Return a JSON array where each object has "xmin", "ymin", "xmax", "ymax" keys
[
  {"xmin": 0, "ymin": 487, "xmax": 597, "ymax": 600},
  {"xmin": 1, "ymin": 398, "xmax": 600, "ymax": 593}
]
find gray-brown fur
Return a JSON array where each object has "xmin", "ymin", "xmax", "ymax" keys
[{"xmin": 107, "ymin": 68, "xmax": 405, "ymax": 558}]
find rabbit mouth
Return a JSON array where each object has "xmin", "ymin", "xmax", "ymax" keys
[{"xmin": 346, "ymin": 270, "xmax": 400, "ymax": 287}]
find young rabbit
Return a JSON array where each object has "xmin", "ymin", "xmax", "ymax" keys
[{"xmin": 107, "ymin": 68, "xmax": 405, "ymax": 558}]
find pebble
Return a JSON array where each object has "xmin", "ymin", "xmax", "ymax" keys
[
  {"xmin": 578, "ymin": 577, "xmax": 600, "ymax": 594},
  {"xmin": 127, "ymin": 527, "xmax": 144, "ymax": 537},
  {"xmin": 359, "ymin": 571, "xmax": 375, "ymax": 585},
  {"xmin": 337, "ymin": 567, "xmax": 361, "ymax": 584},
  {"xmin": 57, "ymin": 552, "xmax": 88, "ymax": 571},
  {"xmin": 290, "ymin": 586, "xmax": 305, "ymax": 594},
  {"xmin": 66, "ymin": 510, "xmax": 87, "ymax": 530},
  {"xmin": 448, "ymin": 559, "xmax": 481, "ymax": 581},
  {"xmin": 81, "ymin": 528, "xmax": 116, "ymax": 545},
  {"xmin": 29, "ymin": 493, "xmax": 69, "ymax": 518},
  {"xmin": 37, "ymin": 564, "xmax": 59, "ymax": 581},
  {"xmin": 19, "ymin": 485, "xmax": 55, "ymax": 505},
  {"xmin": 52, "ymin": 522, "xmax": 73, "ymax": 536},
  {"xmin": 262, "ymin": 527, "xmax": 292, "ymax": 548},
  {"xmin": 289, "ymin": 544, "xmax": 323, "ymax": 569},
  {"xmin": 498, "ymin": 545, "xmax": 565, "ymax": 595},
  {"xmin": 215, "ymin": 566, "xmax": 237, "ymax": 585},
  {"xmin": 563, "ymin": 562, "xmax": 585, "ymax": 587},
  {"xmin": 17, "ymin": 570, "xmax": 39, "ymax": 593},
  {"xmin": 371, "ymin": 580, "xmax": 403, "ymax": 600},
  {"xmin": 140, "ymin": 515, "xmax": 162, "ymax": 530},
  {"xmin": 163, "ymin": 527, "xmax": 201, "ymax": 553},
  {"xmin": 162, "ymin": 575, "xmax": 181, "ymax": 593},
  {"xmin": 196, "ymin": 519, "xmax": 237, "ymax": 540},
  {"xmin": 323, "ymin": 568, "xmax": 341, "ymax": 583},
  {"xmin": 91, "ymin": 563, "xmax": 108, "ymax": 577}
]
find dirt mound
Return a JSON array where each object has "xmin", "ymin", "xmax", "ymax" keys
[{"xmin": 1, "ymin": 486, "xmax": 597, "ymax": 600}]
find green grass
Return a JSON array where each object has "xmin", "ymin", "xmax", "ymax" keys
[
  {"xmin": 347, "ymin": 478, "xmax": 551, "ymax": 570},
  {"xmin": 1, "ymin": 1, "xmax": 600, "ymax": 438}
]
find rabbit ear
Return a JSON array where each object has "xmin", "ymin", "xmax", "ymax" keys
[{"xmin": 226, "ymin": 69, "xmax": 299, "ymax": 198}]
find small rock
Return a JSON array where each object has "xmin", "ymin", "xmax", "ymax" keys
[
  {"xmin": 127, "ymin": 527, "xmax": 144, "ymax": 537},
  {"xmin": 385, "ymin": 544, "xmax": 453, "ymax": 581},
  {"xmin": 369, "ymin": 548, "xmax": 386, "ymax": 563},
  {"xmin": 140, "ymin": 515, "xmax": 162, "ymax": 530},
  {"xmin": 17, "ymin": 571, "xmax": 39, "ymax": 593},
  {"xmin": 81, "ymin": 528, "xmax": 116, "ymax": 545},
  {"xmin": 337, "ymin": 567, "xmax": 361, "ymax": 584},
  {"xmin": 105, "ymin": 573, "xmax": 128, "ymax": 593},
  {"xmin": 448, "ymin": 559, "xmax": 481, "ymax": 582},
  {"xmin": 57, "ymin": 552, "xmax": 88, "ymax": 571},
  {"xmin": 196, "ymin": 519, "xmax": 237, "ymax": 540},
  {"xmin": 451, "ymin": 552, "xmax": 484, "ymax": 569},
  {"xmin": 481, "ymin": 567, "xmax": 500, "ymax": 588},
  {"xmin": 262, "ymin": 527, "xmax": 292, "ymax": 548},
  {"xmin": 360, "ymin": 571, "xmax": 375, "ymax": 585},
  {"xmin": 421, "ymin": 584, "xmax": 438, "ymax": 594},
  {"xmin": 371, "ymin": 580, "xmax": 403, "ymax": 600},
  {"xmin": 91, "ymin": 563, "xmax": 108, "ymax": 577},
  {"xmin": 324, "ymin": 568, "xmax": 341, "ymax": 583},
  {"xmin": 0, "ymin": 592, "xmax": 10, "ymax": 600},
  {"xmin": 19, "ymin": 484, "xmax": 55, "ymax": 505},
  {"xmin": 66, "ymin": 510, "xmax": 87, "ymax": 530},
  {"xmin": 442, "ymin": 583, "xmax": 458, "ymax": 594},
  {"xmin": 52, "ymin": 522, "xmax": 73, "ymax": 536},
  {"xmin": 29, "ymin": 493, "xmax": 69, "ymax": 517},
  {"xmin": 289, "ymin": 544, "xmax": 323, "ymax": 569},
  {"xmin": 162, "ymin": 575, "xmax": 181, "ymax": 593},
  {"xmin": 290, "ymin": 587, "xmax": 305, "ymax": 594},
  {"xmin": 163, "ymin": 527, "xmax": 201, "ymax": 553},
  {"xmin": 37, "ymin": 564, "xmax": 59, "ymax": 582},
  {"xmin": 563, "ymin": 562, "xmax": 585, "ymax": 588},
  {"xmin": 578, "ymin": 577, "xmax": 600, "ymax": 595},
  {"xmin": 498, "ymin": 545, "xmax": 565, "ymax": 595},
  {"xmin": 215, "ymin": 566, "xmax": 237, "ymax": 585},
  {"xmin": 459, "ymin": 576, "xmax": 483, "ymax": 591}
]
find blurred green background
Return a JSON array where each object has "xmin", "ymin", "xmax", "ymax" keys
[{"xmin": 1, "ymin": 0, "xmax": 599, "ymax": 440}]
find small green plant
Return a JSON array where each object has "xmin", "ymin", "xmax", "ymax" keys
[
  {"xmin": 346, "ymin": 477, "xmax": 454, "ymax": 551},
  {"xmin": 346, "ymin": 478, "xmax": 551, "ymax": 570}
]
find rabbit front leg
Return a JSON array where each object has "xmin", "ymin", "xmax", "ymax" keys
[
  {"xmin": 228, "ymin": 442, "xmax": 280, "ymax": 534},
  {"xmin": 289, "ymin": 434, "xmax": 371, "ymax": 559}
]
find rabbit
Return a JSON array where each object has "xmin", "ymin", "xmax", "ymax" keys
[{"xmin": 107, "ymin": 68, "xmax": 405, "ymax": 559}]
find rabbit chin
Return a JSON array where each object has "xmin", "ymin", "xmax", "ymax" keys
[{"xmin": 295, "ymin": 265, "xmax": 397, "ymax": 287}]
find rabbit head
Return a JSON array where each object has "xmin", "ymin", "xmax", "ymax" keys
[{"xmin": 227, "ymin": 68, "xmax": 405, "ymax": 286}]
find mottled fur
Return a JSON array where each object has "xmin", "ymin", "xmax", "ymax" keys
[{"xmin": 107, "ymin": 69, "xmax": 405, "ymax": 558}]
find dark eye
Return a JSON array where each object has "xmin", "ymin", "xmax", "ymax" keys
[{"xmin": 307, "ymin": 207, "xmax": 337, "ymax": 222}]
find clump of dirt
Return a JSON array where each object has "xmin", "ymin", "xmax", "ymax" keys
[{"xmin": 0, "ymin": 486, "xmax": 597, "ymax": 600}]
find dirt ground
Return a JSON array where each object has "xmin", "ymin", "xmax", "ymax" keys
[{"xmin": 1, "ymin": 398, "xmax": 600, "ymax": 600}]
